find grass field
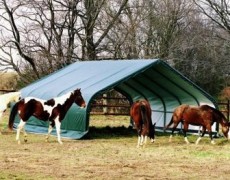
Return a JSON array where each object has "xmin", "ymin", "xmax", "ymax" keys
[{"xmin": 1, "ymin": 111, "xmax": 230, "ymax": 179}]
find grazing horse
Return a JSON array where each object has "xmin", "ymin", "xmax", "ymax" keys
[
  {"xmin": 0, "ymin": 92, "xmax": 21, "ymax": 132},
  {"xmin": 8, "ymin": 88, "xmax": 86, "ymax": 144},
  {"xmin": 165, "ymin": 104, "xmax": 230, "ymax": 144},
  {"xmin": 130, "ymin": 99, "xmax": 156, "ymax": 148}
]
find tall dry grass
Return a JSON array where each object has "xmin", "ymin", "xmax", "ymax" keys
[{"xmin": 0, "ymin": 72, "xmax": 18, "ymax": 92}]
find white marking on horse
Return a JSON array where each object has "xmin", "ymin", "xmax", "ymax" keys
[{"xmin": 24, "ymin": 92, "xmax": 72, "ymax": 115}]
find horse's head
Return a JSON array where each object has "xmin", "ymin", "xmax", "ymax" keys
[
  {"xmin": 74, "ymin": 89, "xmax": 86, "ymax": 108},
  {"xmin": 221, "ymin": 121, "xmax": 230, "ymax": 139},
  {"xmin": 149, "ymin": 122, "xmax": 156, "ymax": 143},
  {"xmin": 210, "ymin": 107, "xmax": 230, "ymax": 139}
]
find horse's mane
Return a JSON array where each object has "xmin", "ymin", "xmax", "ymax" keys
[{"xmin": 201, "ymin": 105, "xmax": 227, "ymax": 120}]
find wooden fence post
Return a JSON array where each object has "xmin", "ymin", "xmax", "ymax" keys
[{"xmin": 228, "ymin": 100, "xmax": 230, "ymax": 121}]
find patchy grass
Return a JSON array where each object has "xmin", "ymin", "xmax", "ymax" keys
[{"xmin": 1, "ymin": 111, "xmax": 230, "ymax": 179}]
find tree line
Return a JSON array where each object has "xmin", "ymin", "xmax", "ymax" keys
[{"xmin": 0, "ymin": 0, "xmax": 230, "ymax": 98}]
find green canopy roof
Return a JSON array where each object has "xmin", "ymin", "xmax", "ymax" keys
[{"xmin": 15, "ymin": 59, "xmax": 216, "ymax": 139}]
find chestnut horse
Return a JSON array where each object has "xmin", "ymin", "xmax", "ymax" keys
[
  {"xmin": 130, "ymin": 99, "xmax": 156, "ymax": 147},
  {"xmin": 0, "ymin": 91, "xmax": 21, "ymax": 133},
  {"xmin": 165, "ymin": 104, "xmax": 230, "ymax": 144},
  {"xmin": 8, "ymin": 88, "xmax": 86, "ymax": 144}
]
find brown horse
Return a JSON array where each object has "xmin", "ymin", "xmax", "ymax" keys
[
  {"xmin": 8, "ymin": 88, "xmax": 86, "ymax": 144},
  {"xmin": 165, "ymin": 104, "xmax": 230, "ymax": 144},
  {"xmin": 130, "ymin": 99, "xmax": 156, "ymax": 147}
]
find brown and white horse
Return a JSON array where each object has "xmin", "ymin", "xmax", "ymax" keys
[
  {"xmin": 8, "ymin": 88, "xmax": 86, "ymax": 144},
  {"xmin": 0, "ymin": 91, "xmax": 21, "ymax": 133},
  {"xmin": 165, "ymin": 104, "xmax": 230, "ymax": 144},
  {"xmin": 130, "ymin": 99, "xmax": 156, "ymax": 148}
]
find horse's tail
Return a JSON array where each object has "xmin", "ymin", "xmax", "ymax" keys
[
  {"xmin": 164, "ymin": 105, "xmax": 189, "ymax": 130},
  {"xmin": 140, "ymin": 104, "xmax": 147, "ymax": 125},
  {"xmin": 164, "ymin": 116, "xmax": 174, "ymax": 130},
  {"xmin": 8, "ymin": 101, "xmax": 19, "ymax": 130}
]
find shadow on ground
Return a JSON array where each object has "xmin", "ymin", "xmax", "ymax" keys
[
  {"xmin": 84, "ymin": 125, "xmax": 168, "ymax": 140},
  {"xmin": 84, "ymin": 126, "xmax": 137, "ymax": 139}
]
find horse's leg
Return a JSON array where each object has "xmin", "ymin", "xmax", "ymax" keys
[
  {"xmin": 54, "ymin": 118, "xmax": 63, "ymax": 145},
  {"xmin": 16, "ymin": 120, "xmax": 26, "ymax": 144},
  {"xmin": 46, "ymin": 122, "xmax": 53, "ymax": 142},
  {"xmin": 183, "ymin": 123, "xmax": 190, "ymax": 144},
  {"xmin": 23, "ymin": 127, "xmax": 28, "ymax": 143},
  {"xmin": 196, "ymin": 126, "xmax": 206, "ymax": 145},
  {"xmin": 143, "ymin": 135, "xmax": 148, "ymax": 147},
  {"xmin": 137, "ymin": 135, "xmax": 141, "ymax": 148},
  {"xmin": 140, "ymin": 135, "xmax": 144, "ymax": 146},
  {"xmin": 136, "ymin": 125, "xmax": 142, "ymax": 148},
  {"xmin": 169, "ymin": 121, "xmax": 180, "ymax": 142},
  {"xmin": 207, "ymin": 125, "xmax": 215, "ymax": 144}
]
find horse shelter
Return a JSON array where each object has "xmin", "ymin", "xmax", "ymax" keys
[{"xmin": 12, "ymin": 59, "xmax": 217, "ymax": 139}]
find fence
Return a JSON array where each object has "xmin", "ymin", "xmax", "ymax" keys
[
  {"xmin": 90, "ymin": 94, "xmax": 130, "ymax": 116},
  {"xmin": 1, "ymin": 89, "xmax": 230, "ymax": 120},
  {"xmin": 218, "ymin": 100, "xmax": 230, "ymax": 121},
  {"xmin": 91, "ymin": 94, "xmax": 230, "ymax": 121}
]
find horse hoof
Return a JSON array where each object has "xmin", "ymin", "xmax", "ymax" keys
[
  {"xmin": 211, "ymin": 141, "xmax": 216, "ymax": 145},
  {"xmin": 24, "ymin": 139, "xmax": 27, "ymax": 143},
  {"xmin": 18, "ymin": 141, "xmax": 21, "ymax": 145},
  {"xmin": 58, "ymin": 141, "xmax": 63, "ymax": 145}
]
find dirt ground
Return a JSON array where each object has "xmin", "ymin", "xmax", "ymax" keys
[{"xmin": 1, "ymin": 114, "xmax": 230, "ymax": 180}]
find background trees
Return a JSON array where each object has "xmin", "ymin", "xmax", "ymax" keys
[{"xmin": 0, "ymin": 0, "xmax": 230, "ymax": 97}]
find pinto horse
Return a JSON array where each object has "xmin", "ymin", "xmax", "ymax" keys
[
  {"xmin": 0, "ymin": 92, "xmax": 21, "ymax": 133},
  {"xmin": 8, "ymin": 88, "xmax": 86, "ymax": 144},
  {"xmin": 165, "ymin": 104, "xmax": 230, "ymax": 144},
  {"xmin": 130, "ymin": 99, "xmax": 156, "ymax": 147}
]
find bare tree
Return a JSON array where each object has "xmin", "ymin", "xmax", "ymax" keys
[
  {"xmin": 0, "ymin": 0, "xmax": 230, "ymax": 96},
  {"xmin": 79, "ymin": 0, "xmax": 129, "ymax": 60},
  {"xmin": 0, "ymin": 0, "xmax": 129, "ymax": 84},
  {"xmin": 194, "ymin": 0, "xmax": 230, "ymax": 35},
  {"xmin": 192, "ymin": 0, "xmax": 230, "ymax": 93},
  {"xmin": 0, "ymin": 0, "xmax": 40, "ymax": 80}
]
